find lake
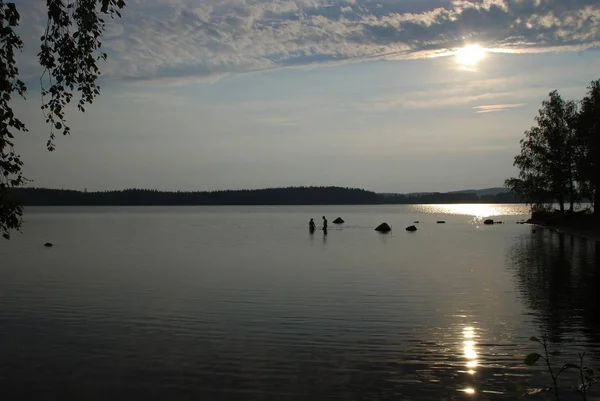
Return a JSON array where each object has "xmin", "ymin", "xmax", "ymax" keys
[{"xmin": 0, "ymin": 205, "xmax": 598, "ymax": 400}]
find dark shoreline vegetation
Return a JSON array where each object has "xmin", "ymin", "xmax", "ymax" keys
[
  {"xmin": 527, "ymin": 211, "xmax": 600, "ymax": 242},
  {"xmin": 505, "ymin": 79, "xmax": 600, "ymax": 243},
  {"xmin": 11, "ymin": 186, "xmax": 520, "ymax": 206}
]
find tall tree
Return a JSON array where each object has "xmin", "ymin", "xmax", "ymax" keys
[
  {"xmin": 575, "ymin": 79, "xmax": 600, "ymax": 215},
  {"xmin": 563, "ymin": 99, "xmax": 580, "ymax": 212},
  {"xmin": 0, "ymin": 0, "xmax": 125, "ymax": 239},
  {"xmin": 506, "ymin": 90, "xmax": 578, "ymax": 212}
]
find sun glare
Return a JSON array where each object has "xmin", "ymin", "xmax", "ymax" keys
[{"xmin": 455, "ymin": 44, "xmax": 486, "ymax": 66}]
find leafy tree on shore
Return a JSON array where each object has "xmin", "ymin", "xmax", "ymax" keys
[
  {"xmin": 575, "ymin": 80, "xmax": 600, "ymax": 216},
  {"xmin": 0, "ymin": 0, "xmax": 125, "ymax": 239},
  {"xmin": 506, "ymin": 91, "xmax": 579, "ymax": 212}
]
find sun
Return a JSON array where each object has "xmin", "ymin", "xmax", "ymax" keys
[{"xmin": 455, "ymin": 44, "xmax": 486, "ymax": 66}]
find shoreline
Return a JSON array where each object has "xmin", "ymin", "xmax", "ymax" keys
[{"xmin": 527, "ymin": 213, "xmax": 600, "ymax": 242}]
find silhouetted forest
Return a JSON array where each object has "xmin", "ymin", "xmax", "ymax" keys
[
  {"xmin": 506, "ymin": 80, "xmax": 599, "ymax": 215},
  {"xmin": 379, "ymin": 191, "xmax": 519, "ymax": 204},
  {"xmin": 10, "ymin": 186, "xmax": 520, "ymax": 206}
]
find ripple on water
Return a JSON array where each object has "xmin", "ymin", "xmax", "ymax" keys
[{"xmin": 0, "ymin": 205, "xmax": 598, "ymax": 400}]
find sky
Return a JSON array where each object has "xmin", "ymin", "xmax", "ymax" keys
[{"xmin": 12, "ymin": 0, "xmax": 600, "ymax": 193}]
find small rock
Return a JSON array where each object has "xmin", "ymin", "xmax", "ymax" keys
[
  {"xmin": 484, "ymin": 219, "xmax": 494, "ymax": 225},
  {"xmin": 44, "ymin": 242, "xmax": 53, "ymax": 247},
  {"xmin": 413, "ymin": 221, "xmax": 419, "ymax": 224},
  {"xmin": 406, "ymin": 225, "xmax": 417, "ymax": 232},
  {"xmin": 375, "ymin": 222, "xmax": 392, "ymax": 233},
  {"xmin": 333, "ymin": 217, "xmax": 344, "ymax": 224},
  {"xmin": 437, "ymin": 221, "xmax": 446, "ymax": 224}
]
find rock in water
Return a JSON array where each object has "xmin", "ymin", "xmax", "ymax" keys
[
  {"xmin": 483, "ymin": 219, "xmax": 494, "ymax": 225},
  {"xmin": 333, "ymin": 217, "xmax": 344, "ymax": 224},
  {"xmin": 413, "ymin": 221, "xmax": 419, "ymax": 224},
  {"xmin": 437, "ymin": 221, "xmax": 446, "ymax": 224},
  {"xmin": 406, "ymin": 225, "xmax": 417, "ymax": 232},
  {"xmin": 375, "ymin": 222, "xmax": 392, "ymax": 233},
  {"xmin": 44, "ymin": 243, "xmax": 53, "ymax": 247}
]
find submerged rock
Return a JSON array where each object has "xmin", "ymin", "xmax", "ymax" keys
[
  {"xmin": 375, "ymin": 222, "xmax": 392, "ymax": 233},
  {"xmin": 333, "ymin": 217, "xmax": 344, "ymax": 224},
  {"xmin": 44, "ymin": 242, "xmax": 53, "ymax": 247},
  {"xmin": 484, "ymin": 219, "xmax": 494, "ymax": 225},
  {"xmin": 406, "ymin": 225, "xmax": 417, "ymax": 232}
]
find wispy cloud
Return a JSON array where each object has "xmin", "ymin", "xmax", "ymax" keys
[
  {"xmin": 115, "ymin": 91, "xmax": 192, "ymax": 106},
  {"xmin": 337, "ymin": 79, "xmax": 536, "ymax": 113},
  {"xmin": 473, "ymin": 103, "xmax": 526, "ymax": 113},
  {"xmin": 16, "ymin": 0, "xmax": 600, "ymax": 83}
]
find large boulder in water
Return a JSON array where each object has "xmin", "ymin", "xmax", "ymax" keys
[
  {"xmin": 406, "ymin": 225, "xmax": 417, "ymax": 232},
  {"xmin": 375, "ymin": 222, "xmax": 391, "ymax": 233},
  {"xmin": 44, "ymin": 242, "xmax": 53, "ymax": 247},
  {"xmin": 333, "ymin": 217, "xmax": 344, "ymax": 224},
  {"xmin": 483, "ymin": 219, "xmax": 494, "ymax": 225}
]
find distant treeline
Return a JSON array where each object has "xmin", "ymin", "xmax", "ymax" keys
[
  {"xmin": 11, "ymin": 186, "xmax": 520, "ymax": 206},
  {"xmin": 380, "ymin": 191, "xmax": 519, "ymax": 204}
]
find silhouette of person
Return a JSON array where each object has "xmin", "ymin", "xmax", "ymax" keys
[
  {"xmin": 322, "ymin": 216, "xmax": 328, "ymax": 230},
  {"xmin": 309, "ymin": 218, "xmax": 316, "ymax": 232}
]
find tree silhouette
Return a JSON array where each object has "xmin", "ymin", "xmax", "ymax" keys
[
  {"xmin": 506, "ymin": 90, "xmax": 580, "ymax": 212},
  {"xmin": 575, "ymin": 80, "xmax": 600, "ymax": 215},
  {"xmin": 0, "ymin": 0, "xmax": 125, "ymax": 239}
]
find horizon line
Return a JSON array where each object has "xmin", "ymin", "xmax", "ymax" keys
[{"xmin": 15, "ymin": 185, "xmax": 510, "ymax": 195}]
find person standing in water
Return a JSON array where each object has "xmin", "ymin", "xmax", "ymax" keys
[
  {"xmin": 322, "ymin": 216, "xmax": 328, "ymax": 230},
  {"xmin": 309, "ymin": 218, "xmax": 316, "ymax": 232}
]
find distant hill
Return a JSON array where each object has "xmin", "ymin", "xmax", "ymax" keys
[
  {"xmin": 378, "ymin": 189, "xmax": 518, "ymax": 204},
  {"xmin": 11, "ymin": 186, "xmax": 379, "ymax": 206},
  {"xmin": 10, "ymin": 186, "xmax": 521, "ymax": 206},
  {"xmin": 380, "ymin": 187, "xmax": 511, "ymax": 197},
  {"xmin": 447, "ymin": 187, "xmax": 509, "ymax": 197}
]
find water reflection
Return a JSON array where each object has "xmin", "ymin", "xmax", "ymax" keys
[
  {"xmin": 3, "ymin": 207, "xmax": 597, "ymax": 400},
  {"xmin": 460, "ymin": 326, "xmax": 479, "ymax": 395},
  {"xmin": 507, "ymin": 230, "xmax": 600, "ymax": 354},
  {"xmin": 413, "ymin": 204, "xmax": 530, "ymax": 217}
]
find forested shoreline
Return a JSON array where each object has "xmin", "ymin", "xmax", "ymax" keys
[
  {"xmin": 506, "ymin": 79, "xmax": 599, "ymax": 215},
  {"xmin": 11, "ymin": 186, "xmax": 519, "ymax": 206}
]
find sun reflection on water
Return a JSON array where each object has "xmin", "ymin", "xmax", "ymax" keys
[
  {"xmin": 461, "ymin": 387, "xmax": 476, "ymax": 395},
  {"xmin": 460, "ymin": 326, "xmax": 479, "ymax": 396},
  {"xmin": 463, "ymin": 327, "xmax": 475, "ymax": 339},
  {"xmin": 413, "ymin": 203, "xmax": 529, "ymax": 218},
  {"xmin": 464, "ymin": 340, "xmax": 477, "ymax": 360}
]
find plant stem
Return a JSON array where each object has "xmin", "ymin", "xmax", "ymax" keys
[
  {"xmin": 542, "ymin": 336, "xmax": 560, "ymax": 401},
  {"xmin": 578, "ymin": 353, "xmax": 587, "ymax": 401}
]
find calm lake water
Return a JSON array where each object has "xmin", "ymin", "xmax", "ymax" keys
[{"xmin": 1, "ymin": 205, "xmax": 599, "ymax": 400}]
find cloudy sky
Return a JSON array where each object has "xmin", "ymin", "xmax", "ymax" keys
[{"xmin": 13, "ymin": 0, "xmax": 600, "ymax": 192}]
